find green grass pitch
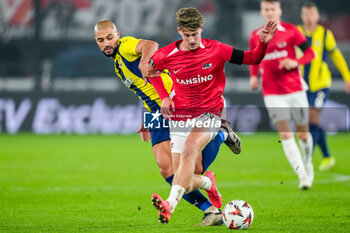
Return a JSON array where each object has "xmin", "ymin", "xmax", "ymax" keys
[{"xmin": 0, "ymin": 133, "xmax": 349, "ymax": 232}]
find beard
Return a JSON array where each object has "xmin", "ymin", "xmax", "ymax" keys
[{"xmin": 102, "ymin": 46, "xmax": 118, "ymax": 57}]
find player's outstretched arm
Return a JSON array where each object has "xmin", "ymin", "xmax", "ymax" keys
[
  {"xmin": 136, "ymin": 40, "xmax": 159, "ymax": 83},
  {"xmin": 230, "ymin": 20, "xmax": 277, "ymax": 66}
]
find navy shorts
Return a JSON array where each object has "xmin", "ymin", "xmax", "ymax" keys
[
  {"xmin": 307, "ymin": 88, "xmax": 329, "ymax": 109},
  {"xmin": 149, "ymin": 116, "xmax": 170, "ymax": 147}
]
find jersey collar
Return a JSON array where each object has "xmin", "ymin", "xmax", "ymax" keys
[{"xmin": 277, "ymin": 25, "xmax": 286, "ymax": 31}]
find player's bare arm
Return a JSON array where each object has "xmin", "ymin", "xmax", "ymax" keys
[{"xmin": 136, "ymin": 39, "xmax": 160, "ymax": 84}]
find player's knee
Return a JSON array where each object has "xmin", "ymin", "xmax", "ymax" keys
[
  {"xmin": 157, "ymin": 164, "xmax": 173, "ymax": 178},
  {"xmin": 280, "ymin": 132, "xmax": 293, "ymax": 140},
  {"xmin": 156, "ymin": 158, "xmax": 173, "ymax": 178},
  {"xmin": 297, "ymin": 132, "xmax": 309, "ymax": 141}
]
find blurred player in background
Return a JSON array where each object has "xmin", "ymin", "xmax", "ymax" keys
[
  {"xmin": 94, "ymin": 20, "xmax": 236, "ymax": 226},
  {"xmin": 149, "ymin": 7, "xmax": 276, "ymax": 224},
  {"xmin": 250, "ymin": 0, "xmax": 315, "ymax": 189},
  {"xmin": 298, "ymin": 1, "xmax": 350, "ymax": 171}
]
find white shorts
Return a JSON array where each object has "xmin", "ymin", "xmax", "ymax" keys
[
  {"xmin": 263, "ymin": 90, "xmax": 309, "ymax": 125},
  {"xmin": 169, "ymin": 113, "xmax": 221, "ymax": 153}
]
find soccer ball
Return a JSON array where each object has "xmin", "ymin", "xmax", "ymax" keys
[{"xmin": 222, "ymin": 200, "xmax": 254, "ymax": 230}]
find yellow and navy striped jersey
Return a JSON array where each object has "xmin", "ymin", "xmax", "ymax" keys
[
  {"xmin": 113, "ymin": 36, "xmax": 173, "ymax": 111},
  {"xmin": 297, "ymin": 25, "xmax": 350, "ymax": 92}
]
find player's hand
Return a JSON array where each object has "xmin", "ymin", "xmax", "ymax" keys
[
  {"xmin": 279, "ymin": 58, "xmax": 299, "ymax": 70},
  {"xmin": 250, "ymin": 76, "xmax": 259, "ymax": 90},
  {"xmin": 136, "ymin": 123, "xmax": 151, "ymax": 142},
  {"xmin": 259, "ymin": 20, "xmax": 278, "ymax": 44},
  {"xmin": 345, "ymin": 81, "xmax": 350, "ymax": 94},
  {"xmin": 161, "ymin": 97, "xmax": 175, "ymax": 119},
  {"xmin": 139, "ymin": 62, "xmax": 158, "ymax": 85}
]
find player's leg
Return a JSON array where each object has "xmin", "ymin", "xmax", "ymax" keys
[
  {"xmin": 295, "ymin": 124, "xmax": 314, "ymax": 188},
  {"xmin": 152, "ymin": 141, "xmax": 173, "ymax": 178},
  {"xmin": 172, "ymin": 145, "xmax": 222, "ymax": 205},
  {"xmin": 290, "ymin": 90, "xmax": 314, "ymax": 187},
  {"xmin": 164, "ymin": 169, "xmax": 222, "ymax": 226},
  {"xmin": 275, "ymin": 120, "xmax": 309, "ymax": 189},
  {"xmin": 171, "ymin": 114, "xmax": 223, "ymax": 201},
  {"xmin": 199, "ymin": 126, "xmax": 232, "ymax": 174},
  {"xmin": 152, "ymin": 128, "xmax": 212, "ymax": 224},
  {"xmin": 309, "ymin": 107, "xmax": 320, "ymax": 148},
  {"xmin": 172, "ymin": 128, "xmax": 211, "ymax": 191},
  {"xmin": 168, "ymin": 128, "xmax": 222, "ymax": 209},
  {"xmin": 151, "ymin": 128, "xmax": 221, "ymax": 225},
  {"xmin": 308, "ymin": 89, "xmax": 334, "ymax": 171},
  {"xmin": 264, "ymin": 94, "xmax": 308, "ymax": 189}
]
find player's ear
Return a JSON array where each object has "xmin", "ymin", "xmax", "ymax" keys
[
  {"xmin": 177, "ymin": 27, "xmax": 182, "ymax": 35},
  {"xmin": 116, "ymin": 30, "xmax": 120, "ymax": 40},
  {"xmin": 200, "ymin": 26, "xmax": 203, "ymax": 33}
]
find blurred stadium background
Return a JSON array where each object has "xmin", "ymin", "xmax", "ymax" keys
[{"xmin": 0, "ymin": 0, "xmax": 349, "ymax": 134}]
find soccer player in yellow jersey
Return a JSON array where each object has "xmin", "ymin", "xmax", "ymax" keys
[
  {"xmin": 299, "ymin": 2, "xmax": 350, "ymax": 171},
  {"xmin": 94, "ymin": 20, "xmax": 237, "ymax": 225}
]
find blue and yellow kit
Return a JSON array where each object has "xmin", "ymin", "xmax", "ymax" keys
[
  {"xmin": 297, "ymin": 25, "xmax": 350, "ymax": 92},
  {"xmin": 114, "ymin": 36, "xmax": 173, "ymax": 112}
]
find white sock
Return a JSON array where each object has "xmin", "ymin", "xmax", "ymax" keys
[
  {"xmin": 299, "ymin": 135, "xmax": 313, "ymax": 164},
  {"xmin": 281, "ymin": 137, "xmax": 307, "ymax": 179},
  {"xmin": 200, "ymin": 176, "xmax": 212, "ymax": 190},
  {"xmin": 205, "ymin": 206, "xmax": 220, "ymax": 213},
  {"xmin": 167, "ymin": 185, "xmax": 185, "ymax": 213}
]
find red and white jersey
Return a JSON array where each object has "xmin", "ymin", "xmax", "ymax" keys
[
  {"xmin": 250, "ymin": 22, "xmax": 308, "ymax": 96},
  {"xmin": 151, "ymin": 39, "xmax": 233, "ymax": 120}
]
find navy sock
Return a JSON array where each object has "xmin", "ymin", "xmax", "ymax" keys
[
  {"xmin": 317, "ymin": 126, "xmax": 331, "ymax": 158},
  {"xmin": 309, "ymin": 124, "xmax": 319, "ymax": 149},
  {"xmin": 201, "ymin": 132, "xmax": 224, "ymax": 173},
  {"xmin": 165, "ymin": 175, "xmax": 212, "ymax": 212}
]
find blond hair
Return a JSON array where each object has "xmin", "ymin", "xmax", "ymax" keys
[{"xmin": 176, "ymin": 8, "xmax": 204, "ymax": 31}]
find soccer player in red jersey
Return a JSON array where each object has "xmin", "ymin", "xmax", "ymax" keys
[
  {"xmin": 249, "ymin": 0, "xmax": 315, "ymax": 190},
  {"xmin": 149, "ymin": 7, "xmax": 277, "ymax": 224},
  {"xmin": 94, "ymin": 20, "xmax": 235, "ymax": 226}
]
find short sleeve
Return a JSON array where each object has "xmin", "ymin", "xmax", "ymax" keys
[
  {"xmin": 218, "ymin": 42, "xmax": 234, "ymax": 62},
  {"xmin": 119, "ymin": 36, "xmax": 141, "ymax": 61},
  {"xmin": 293, "ymin": 25, "xmax": 308, "ymax": 47},
  {"xmin": 325, "ymin": 29, "xmax": 337, "ymax": 52}
]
